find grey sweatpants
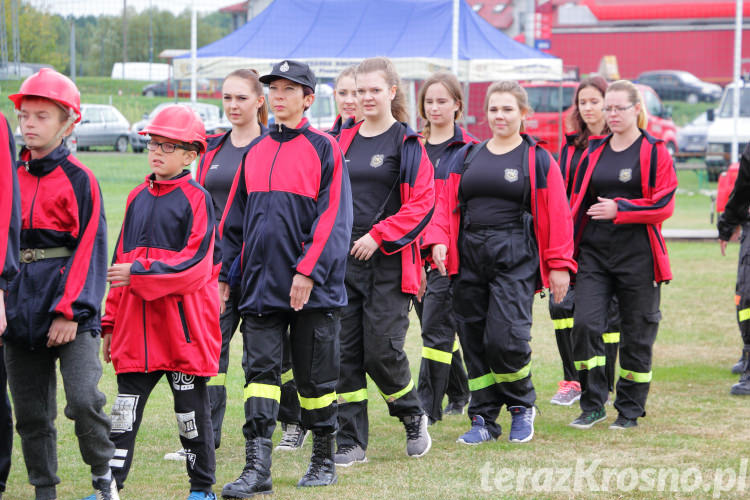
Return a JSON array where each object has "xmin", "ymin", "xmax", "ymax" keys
[{"xmin": 4, "ymin": 330, "xmax": 115, "ymax": 500}]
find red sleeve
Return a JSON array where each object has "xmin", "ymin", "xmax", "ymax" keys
[
  {"xmin": 0, "ymin": 114, "xmax": 19, "ymax": 290},
  {"xmin": 613, "ymin": 142, "xmax": 677, "ymax": 225},
  {"xmin": 129, "ymin": 187, "xmax": 216, "ymax": 301},
  {"xmin": 369, "ymin": 138, "xmax": 435, "ymax": 254},
  {"xmin": 538, "ymin": 153, "xmax": 577, "ymax": 274}
]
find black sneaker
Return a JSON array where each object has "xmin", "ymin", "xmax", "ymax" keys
[
  {"xmin": 609, "ymin": 415, "xmax": 638, "ymax": 429},
  {"xmin": 569, "ymin": 408, "xmax": 607, "ymax": 429},
  {"xmin": 443, "ymin": 400, "xmax": 467, "ymax": 416},
  {"xmin": 731, "ymin": 373, "xmax": 750, "ymax": 395},
  {"xmin": 732, "ymin": 358, "xmax": 744, "ymax": 375}
]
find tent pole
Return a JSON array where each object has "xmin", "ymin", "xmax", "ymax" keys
[
  {"xmin": 452, "ymin": 0, "xmax": 459, "ymax": 75},
  {"xmin": 191, "ymin": 0, "xmax": 197, "ymax": 104},
  {"xmin": 731, "ymin": 0, "xmax": 743, "ymax": 164}
]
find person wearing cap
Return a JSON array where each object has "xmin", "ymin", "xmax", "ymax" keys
[
  {"xmin": 101, "ymin": 104, "xmax": 221, "ymax": 500},
  {"xmin": 0, "ymin": 109, "xmax": 20, "ymax": 500},
  {"xmin": 3, "ymin": 68, "xmax": 118, "ymax": 500},
  {"xmin": 219, "ymin": 59, "xmax": 351, "ymax": 497}
]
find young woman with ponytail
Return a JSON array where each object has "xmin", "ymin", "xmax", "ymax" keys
[
  {"xmin": 329, "ymin": 66, "xmax": 361, "ymax": 137},
  {"xmin": 334, "ymin": 56, "xmax": 435, "ymax": 466},
  {"xmin": 568, "ymin": 80, "xmax": 677, "ymax": 430}
]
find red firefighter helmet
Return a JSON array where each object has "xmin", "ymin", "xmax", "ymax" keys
[
  {"xmin": 139, "ymin": 104, "xmax": 207, "ymax": 153},
  {"xmin": 8, "ymin": 68, "xmax": 82, "ymax": 123}
]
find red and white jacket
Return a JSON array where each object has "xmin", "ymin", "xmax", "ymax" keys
[
  {"xmin": 431, "ymin": 134, "xmax": 577, "ymax": 286},
  {"xmin": 569, "ymin": 130, "xmax": 677, "ymax": 283},
  {"xmin": 102, "ymin": 171, "xmax": 221, "ymax": 376},
  {"xmin": 338, "ymin": 121, "xmax": 435, "ymax": 295}
]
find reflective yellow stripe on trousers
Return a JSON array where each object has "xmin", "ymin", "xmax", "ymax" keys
[
  {"xmin": 422, "ymin": 346, "xmax": 453, "ymax": 365},
  {"xmin": 281, "ymin": 369, "xmax": 294, "ymax": 385},
  {"xmin": 298, "ymin": 392, "xmax": 337, "ymax": 410},
  {"xmin": 620, "ymin": 368, "xmax": 652, "ymax": 383},
  {"xmin": 206, "ymin": 373, "xmax": 227, "ymax": 386},
  {"xmin": 553, "ymin": 317, "xmax": 574, "ymax": 330},
  {"xmin": 574, "ymin": 356, "xmax": 606, "ymax": 371},
  {"xmin": 467, "ymin": 362, "xmax": 532, "ymax": 392},
  {"xmin": 337, "ymin": 388, "xmax": 368, "ymax": 404},
  {"xmin": 243, "ymin": 383, "xmax": 281, "ymax": 403},
  {"xmin": 602, "ymin": 332, "xmax": 620, "ymax": 343},
  {"xmin": 739, "ymin": 308, "xmax": 750, "ymax": 322},
  {"xmin": 379, "ymin": 379, "xmax": 414, "ymax": 402}
]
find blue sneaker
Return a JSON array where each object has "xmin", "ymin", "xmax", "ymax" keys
[
  {"xmin": 508, "ymin": 406, "xmax": 536, "ymax": 443},
  {"xmin": 456, "ymin": 415, "xmax": 496, "ymax": 445},
  {"xmin": 187, "ymin": 491, "xmax": 216, "ymax": 500}
]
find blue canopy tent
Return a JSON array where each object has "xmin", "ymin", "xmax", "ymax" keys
[{"xmin": 174, "ymin": 0, "xmax": 561, "ymax": 82}]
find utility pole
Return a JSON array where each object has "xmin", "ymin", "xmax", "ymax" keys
[
  {"xmin": 11, "ymin": 0, "xmax": 19, "ymax": 77},
  {"xmin": 122, "ymin": 0, "xmax": 127, "ymax": 80},
  {"xmin": 70, "ymin": 18, "xmax": 76, "ymax": 81},
  {"xmin": 0, "ymin": 0, "xmax": 7, "ymax": 73},
  {"xmin": 731, "ymin": 0, "xmax": 744, "ymax": 164},
  {"xmin": 148, "ymin": 0, "xmax": 153, "ymax": 80}
]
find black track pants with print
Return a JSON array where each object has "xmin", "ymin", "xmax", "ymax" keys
[{"xmin": 109, "ymin": 372, "xmax": 215, "ymax": 493}]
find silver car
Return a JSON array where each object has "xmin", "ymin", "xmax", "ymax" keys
[
  {"xmin": 130, "ymin": 102, "xmax": 231, "ymax": 153},
  {"xmin": 75, "ymin": 104, "xmax": 131, "ymax": 152},
  {"xmin": 677, "ymin": 111, "xmax": 709, "ymax": 154}
]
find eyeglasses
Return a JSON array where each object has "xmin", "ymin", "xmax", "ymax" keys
[
  {"xmin": 603, "ymin": 104, "xmax": 635, "ymax": 114},
  {"xmin": 146, "ymin": 140, "xmax": 191, "ymax": 153}
]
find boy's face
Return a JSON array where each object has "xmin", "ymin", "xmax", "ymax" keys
[
  {"xmin": 18, "ymin": 97, "xmax": 73, "ymax": 159},
  {"xmin": 147, "ymin": 134, "xmax": 197, "ymax": 181}
]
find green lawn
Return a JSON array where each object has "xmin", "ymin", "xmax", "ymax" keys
[{"xmin": 4, "ymin": 152, "xmax": 750, "ymax": 499}]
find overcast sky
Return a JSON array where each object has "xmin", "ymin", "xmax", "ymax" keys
[{"xmin": 28, "ymin": 0, "xmax": 234, "ymax": 17}]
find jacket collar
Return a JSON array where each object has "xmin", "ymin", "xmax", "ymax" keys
[
  {"xmin": 19, "ymin": 144, "xmax": 70, "ymax": 176},
  {"xmin": 146, "ymin": 170, "xmax": 192, "ymax": 193},
  {"xmin": 269, "ymin": 117, "xmax": 309, "ymax": 142}
]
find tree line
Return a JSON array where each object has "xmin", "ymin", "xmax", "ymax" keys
[{"xmin": 3, "ymin": 0, "xmax": 233, "ymax": 78}]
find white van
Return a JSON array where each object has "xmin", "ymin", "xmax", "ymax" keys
[
  {"xmin": 266, "ymin": 84, "xmax": 337, "ymax": 132},
  {"xmin": 706, "ymin": 80, "xmax": 750, "ymax": 179}
]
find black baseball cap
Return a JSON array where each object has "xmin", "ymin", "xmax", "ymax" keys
[{"xmin": 260, "ymin": 60, "xmax": 317, "ymax": 91}]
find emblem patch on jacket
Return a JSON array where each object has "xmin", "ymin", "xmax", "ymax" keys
[
  {"xmin": 504, "ymin": 168, "xmax": 519, "ymax": 182},
  {"xmin": 370, "ymin": 154, "xmax": 384, "ymax": 168},
  {"xmin": 618, "ymin": 168, "xmax": 632, "ymax": 183}
]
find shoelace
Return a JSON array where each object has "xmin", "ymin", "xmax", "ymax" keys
[
  {"xmin": 239, "ymin": 440, "xmax": 261, "ymax": 475},
  {"xmin": 404, "ymin": 417, "xmax": 422, "ymax": 440},
  {"xmin": 304, "ymin": 439, "xmax": 329, "ymax": 477},
  {"xmin": 279, "ymin": 425, "xmax": 302, "ymax": 446},
  {"xmin": 557, "ymin": 381, "xmax": 572, "ymax": 395},
  {"xmin": 337, "ymin": 444, "xmax": 357, "ymax": 456}
]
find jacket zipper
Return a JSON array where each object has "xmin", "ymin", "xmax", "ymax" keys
[
  {"xmin": 257, "ymin": 141, "xmax": 283, "ymax": 314},
  {"xmin": 143, "ymin": 181, "xmax": 159, "ymax": 372},
  {"xmin": 28, "ymin": 175, "xmax": 40, "ymax": 230},
  {"xmin": 177, "ymin": 301, "xmax": 191, "ymax": 343}
]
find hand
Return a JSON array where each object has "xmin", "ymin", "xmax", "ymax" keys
[
  {"xmin": 586, "ymin": 197, "xmax": 617, "ymax": 220},
  {"xmin": 720, "ymin": 226, "xmax": 742, "ymax": 256},
  {"xmin": 290, "ymin": 273, "xmax": 314, "ymax": 311},
  {"xmin": 432, "ymin": 244, "xmax": 448, "ymax": 276},
  {"xmin": 219, "ymin": 281, "xmax": 230, "ymax": 314},
  {"xmin": 416, "ymin": 267, "xmax": 427, "ymax": 302},
  {"xmin": 0, "ymin": 292, "xmax": 5, "ymax": 344},
  {"xmin": 350, "ymin": 233, "xmax": 379, "ymax": 261},
  {"xmin": 107, "ymin": 263, "xmax": 133, "ymax": 288},
  {"xmin": 102, "ymin": 332, "xmax": 112, "ymax": 363},
  {"xmin": 47, "ymin": 316, "xmax": 78, "ymax": 347},
  {"xmin": 548, "ymin": 269, "xmax": 570, "ymax": 304}
]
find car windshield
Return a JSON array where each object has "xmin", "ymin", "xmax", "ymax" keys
[
  {"xmin": 677, "ymin": 71, "xmax": 701, "ymax": 84},
  {"xmin": 718, "ymin": 88, "xmax": 750, "ymax": 118},
  {"xmin": 525, "ymin": 86, "xmax": 576, "ymax": 113}
]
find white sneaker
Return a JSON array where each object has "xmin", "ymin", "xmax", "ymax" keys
[{"xmin": 163, "ymin": 448, "xmax": 187, "ymax": 461}]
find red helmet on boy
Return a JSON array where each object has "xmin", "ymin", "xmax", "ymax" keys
[
  {"xmin": 139, "ymin": 104, "xmax": 207, "ymax": 153},
  {"xmin": 8, "ymin": 68, "xmax": 82, "ymax": 123}
]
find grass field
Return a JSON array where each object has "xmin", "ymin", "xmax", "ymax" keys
[{"xmin": 4, "ymin": 153, "xmax": 750, "ymax": 500}]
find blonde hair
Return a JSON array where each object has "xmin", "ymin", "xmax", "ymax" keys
[
  {"xmin": 355, "ymin": 57, "xmax": 408, "ymax": 123},
  {"xmin": 483, "ymin": 80, "xmax": 532, "ymax": 133},
  {"xmin": 418, "ymin": 71, "xmax": 464, "ymax": 141},
  {"xmin": 606, "ymin": 79, "xmax": 648, "ymax": 129}
]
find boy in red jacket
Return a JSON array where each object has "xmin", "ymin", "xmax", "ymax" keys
[{"xmin": 101, "ymin": 104, "xmax": 221, "ymax": 500}]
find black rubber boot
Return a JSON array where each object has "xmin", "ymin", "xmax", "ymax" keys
[
  {"xmin": 221, "ymin": 438, "xmax": 273, "ymax": 498},
  {"xmin": 730, "ymin": 347, "xmax": 750, "ymax": 396},
  {"xmin": 297, "ymin": 432, "xmax": 337, "ymax": 488}
]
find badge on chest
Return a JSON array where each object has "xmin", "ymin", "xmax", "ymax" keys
[
  {"xmin": 618, "ymin": 168, "xmax": 632, "ymax": 183},
  {"xmin": 370, "ymin": 154, "xmax": 384, "ymax": 168},
  {"xmin": 504, "ymin": 168, "xmax": 519, "ymax": 183}
]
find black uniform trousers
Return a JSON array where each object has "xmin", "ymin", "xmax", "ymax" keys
[
  {"xmin": 337, "ymin": 231, "xmax": 423, "ymax": 451},
  {"xmin": 109, "ymin": 372, "xmax": 215, "ymax": 493},
  {"xmin": 240, "ymin": 309, "xmax": 339, "ymax": 441},
  {"xmin": 453, "ymin": 223, "xmax": 538, "ymax": 439},
  {"xmin": 734, "ymin": 223, "xmax": 750, "ymax": 346},
  {"xmin": 572, "ymin": 220, "xmax": 661, "ymax": 419},
  {"xmin": 0, "ymin": 344, "xmax": 11, "ymax": 494},
  {"xmin": 207, "ymin": 286, "xmax": 300, "ymax": 449},
  {"xmin": 414, "ymin": 270, "xmax": 470, "ymax": 421},
  {"xmin": 549, "ymin": 288, "xmax": 621, "ymax": 391}
]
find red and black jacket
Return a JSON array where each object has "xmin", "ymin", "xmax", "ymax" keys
[
  {"xmin": 220, "ymin": 118, "xmax": 353, "ymax": 314},
  {"xmin": 558, "ymin": 133, "xmax": 591, "ymax": 198},
  {"xmin": 718, "ymin": 143, "xmax": 750, "ymax": 240},
  {"xmin": 431, "ymin": 134, "xmax": 577, "ymax": 285},
  {"xmin": 102, "ymin": 171, "xmax": 221, "ymax": 376},
  {"xmin": 421, "ymin": 124, "xmax": 477, "ymax": 268},
  {"xmin": 0, "ymin": 114, "xmax": 19, "ymax": 291},
  {"xmin": 327, "ymin": 115, "xmax": 356, "ymax": 139},
  {"xmin": 194, "ymin": 125, "xmax": 269, "ymax": 188},
  {"xmin": 570, "ymin": 130, "xmax": 677, "ymax": 283},
  {"xmin": 338, "ymin": 120, "xmax": 435, "ymax": 295},
  {"xmin": 5, "ymin": 144, "xmax": 107, "ymax": 348}
]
